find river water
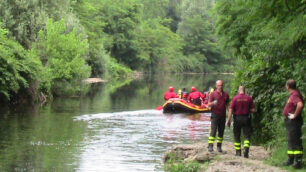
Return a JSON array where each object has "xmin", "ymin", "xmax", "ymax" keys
[{"xmin": 0, "ymin": 74, "xmax": 232, "ymax": 171}]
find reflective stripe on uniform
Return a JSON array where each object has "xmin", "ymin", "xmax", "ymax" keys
[
  {"xmin": 208, "ymin": 136, "xmax": 215, "ymax": 144},
  {"xmin": 244, "ymin": 140, "xmax": 250, "ymax": 148},
  {"xmin": 234, "ymin": 142, "xmax": 241, "ymax": 150},
  {"xmin": 294, "ymin": 150, "xmax": 303, "ymax": 155},
  {"xmin": 287, "ymin": 150, "xmax": 294, "ymax": 155},
  {"xmin": 217, "ymin": 137, "xmax": 223, "ymax": 143}
]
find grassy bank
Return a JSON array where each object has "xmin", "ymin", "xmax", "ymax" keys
[{"xmin": 164, "ymin": 152, "xmax": 209, "ymax": 172}]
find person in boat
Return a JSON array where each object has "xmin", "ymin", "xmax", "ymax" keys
[
  {"xmin": 187, "ymin": 86, "xmax": 205, "ymax": 106},
  {"xmin": 207, "ymin": 80, "xmax": 229, "ymax": 153},
  {"xmin": 164, "ymin": 86, "xmax": 178, "ymax": 100},
  {"xmin": 203, "ymin": 87, "xmax": 214, "ymax": 104},
  {"xmin": 181, "ymin": 87, "xmax": 189, "ymax": 100},
  {"xmin": 178, "ymin": 89, "xmax": 182, "ymax": 98},
  {"xmin": 226, "ymin": 86, "xmax": 256, "ymax": 158}
]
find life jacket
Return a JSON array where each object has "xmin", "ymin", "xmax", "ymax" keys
[
  {"xmin": 164, "ymin": 91, "xmax": 177, "ymax": 100},
  {"xmin": 178, "ymin": 89, "xmax": 182, "ymax": 98},
  {"xmin": 188, "ymin": 91, "xmax": 205, "ymax": 105}
]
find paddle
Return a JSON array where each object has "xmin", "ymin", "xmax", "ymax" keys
[{"xmin": 155, "ymin": 106, "xmax": 163, "ymax": 110}]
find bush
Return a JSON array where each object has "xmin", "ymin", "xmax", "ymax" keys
[
  {"xmin": 164, "ymin": 153, "xmax": 206, "ymax": 172},
  {"xmin": 33, "ymin": 19, "xmax": 91, "ymax": 96},
  {"xmin": 0, "ymin": 22, "xmax": 42, "ymax": 102}
]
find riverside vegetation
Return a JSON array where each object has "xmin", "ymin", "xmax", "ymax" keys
[
  {"xmin": 165, "ymin": 0, "xmax": 306, "ymax": 171},
  {"xmin": 0, "ymin": 0, "xmax": 305, "ymax": 171},
  {"xmin": 0, "ymin": 0, "xmax": 231, "ymax": 104}
]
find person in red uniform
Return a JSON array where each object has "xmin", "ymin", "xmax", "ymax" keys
[
  {"xmin": 226, "ymin": 86, "xmax": 256, "ymax": 158},
  {"xmin": 282, "ymin": 79, "xmax": 304, "ymax": 169},
  {"xmin": 188, "ymin": 86, "xmax": 205, "ymax": 106},
  {"xmin": 207, "ymin": 80, "xmax": 229, "ymax": 152},
  {"xmin": 164, "ymin": 86, "xmax": 178, "ymax": 100},
  {"xmin": 181, "ymin": 87, "xmax": 189, "ymax": 100}
]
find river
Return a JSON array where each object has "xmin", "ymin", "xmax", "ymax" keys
[{"xmin": 0, "ymin": 74, "xmax": 233, "ymax": 171}]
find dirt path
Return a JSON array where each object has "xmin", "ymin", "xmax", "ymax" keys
[{"xmin": 164, "ymin": 142, "xmax": 285, "ymax": 172}]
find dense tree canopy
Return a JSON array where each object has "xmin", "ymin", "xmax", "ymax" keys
[
  {"xmin": 0, "ymin": 22, "xmax": 42, "ymax": 103},
  {"xmin": 0, "ymin": 0, "xmax": 231, "ymax": 102},
  {"xmin": 33, "ymin": 19, "xmax": 91, "ymax": 96}
]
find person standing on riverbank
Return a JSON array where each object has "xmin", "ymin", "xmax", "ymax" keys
[
  {"xmin": 282, "ymin": 79, "xmax": 304, "ymax": 169},
  {"xmin": 226, "ymin": 86, "xmax": 255, "ymax": 158},
  {"xmin": 207, "ymin": 80, "xmax": 229, "ymax": 152}
]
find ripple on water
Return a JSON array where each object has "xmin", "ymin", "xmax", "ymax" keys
[{"xmin": 74, "ymin": 110, "xmax": 211, "ymax": 172}]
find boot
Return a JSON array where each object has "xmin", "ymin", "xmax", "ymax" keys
[
  {"xmin": 292, "ymin": 155, "xmax": 302, "ymax": 169},
  {"xmin": 282, "ymin": 155, "xmax": 294, "ymax": 166},
  {"xmin": 244, "ymin": 148, "xmax": 249, "ymax": 158},
  {"xmin": 217, "ymin": 143, "xmax": 222, "ymax": 152},
  {"xmin": 235, "ymin": 150, "xmax": 241, "ymax": 156},
  {"xmin": 208, "ymin": 143, "xmax": 213, "ymax": 152}
]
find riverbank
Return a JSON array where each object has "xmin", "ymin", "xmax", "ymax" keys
[{"xmin": 164, "ymin": 141, "xmax": 284, "ymax": 172}]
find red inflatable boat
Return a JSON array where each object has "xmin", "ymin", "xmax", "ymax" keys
[{"xmin": 162, "ymin": 98, "xmax": 210, "ymax": 113}]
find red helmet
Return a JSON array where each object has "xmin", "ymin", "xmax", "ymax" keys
[
  {"xmin": 191, "ymin": 86, "xmax": 196, "ymax": 92},
  {"xmin": 169, "ymin": 86, "xmax": 174, "ymax": 92}
]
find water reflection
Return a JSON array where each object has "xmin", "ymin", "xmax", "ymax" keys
[{"xmin": 0, "ymin": 74, "xmax": 233, "ymax": 171}]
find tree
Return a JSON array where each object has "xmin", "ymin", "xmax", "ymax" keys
[
  {"xmin": 177, "ymin": 0, "xmax": 229, "ymax": 72},
  {"xmin": 0, "ymin": 0, "xmax": 82, "ymax": 49},
  {"xmin": 33, "ymin": 19, "xmax": 91, "ymax": 96},
  {"xmin": 0, "ymin": 22, "xmax": 42, "ymax": 102},
  {"xmin": 136, "ymin": 18, "xmax": 187, "ymax": 73}
]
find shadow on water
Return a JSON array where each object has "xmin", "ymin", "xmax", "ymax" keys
[{"xmin": 0, "ymin": 73, "xmax": 233, "ymax": 171}]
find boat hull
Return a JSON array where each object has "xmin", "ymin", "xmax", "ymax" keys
[{"xmin": 162, "ymin": 98, "xmax": 210, "ymax": 113}]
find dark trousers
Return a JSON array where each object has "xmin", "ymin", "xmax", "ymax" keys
[
  {"xmin": 233, "ymin": 115, "xmax": 252, "ymax": 150},
  {"xmin": 285, "ymin": 116, "xmax": 303, "ymax": 156},
  {"xmin": 234, "ymin": 115, "xmax": 252, "ymax": 143},
  {"xmin": 209, "ymin": 113, "xmax": 225, "ymax": 144},
  {"xmin": 191, "ymin": 98, "xmax": 201, "ymax": 106}
]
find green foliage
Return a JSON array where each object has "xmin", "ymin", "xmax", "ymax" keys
[
  {"xmin": 75, "ymin": 0, "xmax": 209, "ymax": 74},
  {"xmin": 140, "ymin": 0, "xmax": 169, "ymax": 19},
  {"xmin": 166, "ymin": 0, "xmax": 183, "ymax": 32},
  {"xmin": 0, "ymin": 22, "xmax": 42, "ymax": 102},
  {"xmin": 216, "ymin": 0, "xmax": 306, "ymax": 147},
  {"xmin": 266, "ymin": 129, "xmax": 306, "ymax": 171},
  {"xmin": 164, "ymin": 153, "xmax": 206, "ymax": 172},
  {"xmin": 178, "ymin": 0, "xmax": 232, "ymax": 73},
  {"xmin": 74, "ymin": 0, "xmax": 110, "ymax": 76},
  {"xmin": 0, "ymin": 0, "xmax": 235, "ymax": 103},
  {"xmin": 136, "ymin": 18, "xmax": 187, "ymax": 73},
  {"xmin": 105, "ymin": 58, "xmax": 133, "ymax": 79},
  {"xmin": 90, "ymin": 0, "xmax": 143, "ymax": 69},
  {"xmin": 0, "ymin": 0, "xmax": 81, "ymax": 49},
  {"xmin": 33, "ymin": 19, "xmax": 91, "ymax": 96}
]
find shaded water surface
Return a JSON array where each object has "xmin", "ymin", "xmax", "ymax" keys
[{"xmin": 0, "ymin": 74, "xmax": 233, "ymax": 171}]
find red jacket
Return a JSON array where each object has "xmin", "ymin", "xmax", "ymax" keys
[
  {"xmin": 188, "ymin": 91, "xmax": 205, "ymax": 101},
  {"xmin": 164, "ymin": 91, "xmax": 178, "ymax": 100}
]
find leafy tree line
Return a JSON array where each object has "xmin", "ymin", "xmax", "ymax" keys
[
  {"xmin": 215, "ymin": 0, "xmax": 305, "ymax": 165},
  {"xmin": 0, "ymin": 0, "xmax": 230, "ymax": 103}
]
